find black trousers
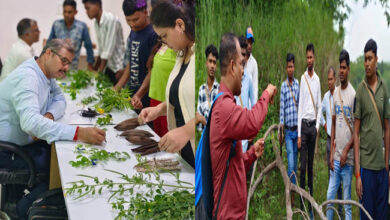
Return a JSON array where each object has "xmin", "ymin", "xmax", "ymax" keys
[
  {"xmin": 299, "ymin": 121, "xmax": 316, "ymax": 212},
  {"xmin": 104, "ymin": 67, "xmax": 118, "ymax": 85},
  {"xmin": 0, "ymin": 140, "xmax": 50, "ymax": 171}
]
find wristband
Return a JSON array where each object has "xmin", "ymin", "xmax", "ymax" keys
[
  {"xmin": 355, "ymin": 172, "xmax": 360, "ymax": 179},
  {"xmin": 73, "ymin": 126, "xmax": 80, "ymax": 141}
]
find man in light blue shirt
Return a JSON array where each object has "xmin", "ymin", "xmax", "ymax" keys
[
  {"xmin": 0, "ymin": 39, "xmax": 105, "ymax": 218},
  {"xmin": 235, "ymin": 36, "xmax": 255, "ymax": 152},
  {"xmin": 320, "ymin": 67, "xmax": 342, "ymax": 214},
  {"xmin": 48, "ymin": 0, "xmax": 95, "ymax": 70}
]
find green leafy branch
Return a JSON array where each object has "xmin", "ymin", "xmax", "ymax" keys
[
  {"xmin": 81, "ymin": 96, "xmax": 98, "ymax": 105},
  {"xmin": 94, "ymin": 88, "xmax": 133, "ymax": 113},
  {"xmin": 96, "ymin": 114, "xmax": 113, "ymax": 126},
  {"xmin": 61, "ymin": 69, "xmax": 94, "ymax": 100},
  {"xmin": 66, "ymin": 155, "xmax": 194, "ymax": 219},
  {"xmin": 69, "ymin": 144, "xmax": 131, "ymax": 168},
  {"xmin": 95, "ymin": 73, "xmax": 113, "ymax": 92}
]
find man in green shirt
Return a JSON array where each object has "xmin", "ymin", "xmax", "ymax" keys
[{"xmin": 353, "ymin": 39, "xmax": 390, "ymax": 220}]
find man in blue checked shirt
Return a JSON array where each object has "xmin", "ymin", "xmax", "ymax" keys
[
  {"xmin": 279, "ymin": 53, "xmax": 299, "ymax": 204},
  {"xmin": 48, "ymin": 0, "xmax": 95, "ymax": 70},
  {"xmin": 196, "ymin": 44, "xmax": 219, "ymax": 132},
  {"xmin": 321, "ymin": 67, "xmax": 343, "ymax": 215}
]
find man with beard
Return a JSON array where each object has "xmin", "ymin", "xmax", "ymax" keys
[
  {"xmin": 297, "ymin": 43, "xmax": 322, "ymax": 218},
  {"xmin": 196, "ymin": 44, "xmax": 219, "ymax": 132},
  {"xmin": 326, "ymin": 49, "xmax": 355, "ymax": 220},
  {"xmin": 354, "ymin": 39, "xmax": 390, "ymax": 220},
  {"xmin": 0, "ymin": 39, "xmax": 105, "ymax": 218}
]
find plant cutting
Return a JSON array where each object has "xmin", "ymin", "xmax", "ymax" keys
[
  {"xmin": 66, "ymin": 155, "xmax": 194, "ymax": 219},
  {"xmin": 96, "ymin": 114, "xmax": 113, "ymax": 126},
  {"xmin": 69, "ymin": 144, "xmax": 131, "ymax": 168},
  {"xmin": 95, "ymin": 88, "xmax": 133, "ymax": 113}
]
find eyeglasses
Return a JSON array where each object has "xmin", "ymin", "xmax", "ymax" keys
[{"xmin": 51, "ymin": 50, "xmax": 71, "ymax": 66}]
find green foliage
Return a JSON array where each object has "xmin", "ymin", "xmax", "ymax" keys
[
  {"xmin": 96, "ymin": 114, "xmax": 113, "ymax": 126},
  {"xmin": 69, "ymin": 144, "xmax": 131, "ymax": 168},
  {"xmin": 95, "ymin": 73, "xmax": 114, "ymax": 93},
  {"xmin": 94, "ymin": 88, "xmax": 133, "ymax": 113},
  {"xmin": 61, "ymin": 69, "xmax": 94, "ymax": 100},
  {"xmin": 81, "ymin": 96, "xmax": 98, "ymax": 105},
  {"xmin": 66, "ymin": 155, "xmax": 194, "ymax": 219},
  {"xmin": 68, "ymin": 69, "xmax": 94, "ymax": 90}
]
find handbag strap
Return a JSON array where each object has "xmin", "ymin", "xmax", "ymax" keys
[
  {"xmin": 337, "ymin": 87, "xmax": 353, "ymax": 134},
  {"xmin": 286, "ymin": 79, "xmax": 298, "ymax": 111},
  {"xmin": 362, "ymin": 80, "xmax": 383, "ymax": 129},
  {"xmin": 303, "ymin": 74, "xmax": 317, "ymax": 115}
]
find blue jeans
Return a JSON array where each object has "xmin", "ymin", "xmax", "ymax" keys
[
  {"xmin": 326, "ymin": 160, "xmax": 353, "ymax": 220},
  {"xmin": 285, "ymin": 129, "xmax": 298, "ymax": 184}
]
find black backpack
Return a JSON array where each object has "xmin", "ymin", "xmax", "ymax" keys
[{"xmin": 27, "ymin": 188, "xmax": 68, "ymax": 220}]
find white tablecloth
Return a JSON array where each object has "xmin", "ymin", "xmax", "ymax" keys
[{"xmin": 54, "ymin": 82, "xmax": 194, "ymax": 220}]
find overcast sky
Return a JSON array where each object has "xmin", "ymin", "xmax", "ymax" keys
[{"xmin": 343, "ymin": 0, "xmax": 390, "ymax": 62}]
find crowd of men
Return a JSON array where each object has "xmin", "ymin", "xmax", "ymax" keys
[{"xmin": 196, "ymin": 28, "xmax": 389, "ymax": 219}]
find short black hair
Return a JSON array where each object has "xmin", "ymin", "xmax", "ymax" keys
[
  {"xmin": 238, "ymin": 35, "xmax": 248, "ymax": 49},
  {"xmin": 17, "ymin": 18, "xmax": 36, "ymax": 37},
  {"xmin": 219, "ymin": 32, "xmax": 238, "ymax": 76},
  {"xmin": 122, "ymin": 0, "xmax": 147, "ymax": 17},
  {"xmin": 82, "ymin": 0, "xmax": 101, "ymax": 6},
  {"xmin": 63, "ymin": 0, "xmax": 77, "ymax": 9},
  {"xmin": 286, "ymin": 53, "xmax": 295, "ymax": 64},
  {"xmin": 328, "ymin": 66, "xmax": 336, "ymax": 78},
  {"xmin": 339, "ymin": 49, "xmax": 350, "ymax": 67},
  {"xmin": 306, "ymin": 43, "xmax": 315, "ymax": 55},
  {"xmin": 364, "ymin": 38, "xmax": 377, "ymax": 56},
  {"xmin": 205, "ymin": 44, "xmax": 218, "ymax": 59},
  {"xmin": 151, "ymin": 0, "xmax": 195, "ymax": 42}
]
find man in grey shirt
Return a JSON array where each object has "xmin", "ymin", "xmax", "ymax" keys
[{"xmin": 326, "ymin": 49, "xmax": 355, "ymax": 220}]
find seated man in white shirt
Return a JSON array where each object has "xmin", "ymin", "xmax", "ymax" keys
[
  {"xmin": 0, "ymin": 18, "xmax": 40, "ymax": 81},
  {"xmin": 0, "ymin": 39, "xmax": 106, "ymax": 218}
]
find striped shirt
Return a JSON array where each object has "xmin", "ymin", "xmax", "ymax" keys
[
  {"xmin": 95, "ymin": 11, "xmax": 125, "ymax": 73},
  {"xmin": 280, "ymin": 77, "xmax": 299, "ymax": 127}
]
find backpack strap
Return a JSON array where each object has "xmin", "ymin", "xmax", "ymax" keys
[
  {"xmin": 213, "ymin": 140, "xmax": 236, "ymax": 220},
  {"xmin": 198, "ymin": 92, "xmax": 224, "ymax": 217}
]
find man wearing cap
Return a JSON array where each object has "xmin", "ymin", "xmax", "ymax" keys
[{"xmin": 245, "ymin": 27, "xmax": 258, "ymax": 100}]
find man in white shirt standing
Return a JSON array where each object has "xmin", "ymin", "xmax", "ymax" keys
[
  {"xmin": 245, "ymin": 27, "xmax": 258, "ymax": 100},
  {"xmin": 297, "ymin": 43, "xmax": 322, "ymax": 218},
  {"xmin": 0, "ymin": 18, "xmax": 40, "ymax": 81},
  {"xmin": 83, "ymin": 0, "xmax": 125, "ymax": 84}
]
